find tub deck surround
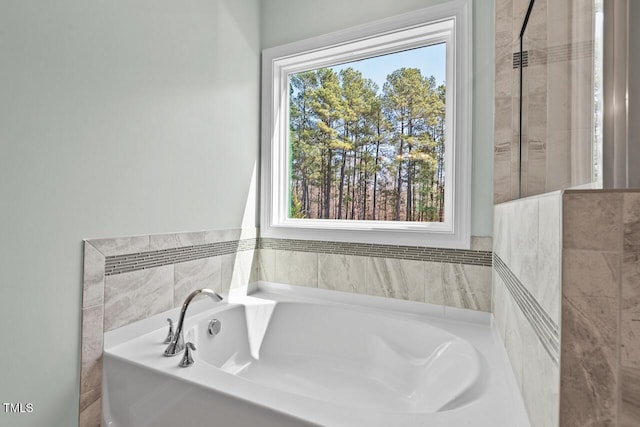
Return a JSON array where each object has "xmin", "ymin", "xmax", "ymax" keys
[
  {"xmin": 79, "ymin": 228, "xmax": 259, "ymax": 427},
  {"xmin": 102, "ymin": 283, "xmax": 530, "ymax": 427},
  {"xmin": 79, "ymin": 229, "xmax": 493, "ymax": 426}
]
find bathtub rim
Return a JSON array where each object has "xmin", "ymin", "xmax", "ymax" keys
[
  {"xmin": 104, "ymin": 281, "xmax": 491, "ymax": 349},
  {"xmin": 103, "ymin": 282, "xmax": 529, "ymax": 427}
]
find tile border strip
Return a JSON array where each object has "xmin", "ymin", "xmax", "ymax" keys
[
  {"xmin": 104, "ymin": 237, "xmax": 492, "ymax": 276},
  {"xmin": 260, "ymin": 238, "xmax": 493, "ymax": 266},
  {"xmin": 104, "ymin": 238, "xmax": 258, "ymax": 276},
  {"xmin": 512, "ymin": 40, "xmax": 594, "ymax": 69},
  {"xmin": 494, "ymin": 253, "xmax": 560, "ymax": 365}
]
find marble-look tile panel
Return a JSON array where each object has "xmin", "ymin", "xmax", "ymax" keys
[
  {"xmin": 318, "ymin": 254, "xmax": 366, "ymax": 294},
  {"xmin": 572, "ymin": 3, "xmax": 596, "ymax": 45},
  {"xmin": 471, "ymin": 236, "xmax": 493, "ymax": 252},
  {"xmin": 527, "ymin": 52, "xmax": 547, "ymax": 93},
  {"xmin": 366, "ymin": 257, "xmax": 424, "ymax": 302},
  {"xmin": 621, "ymin": 366, "xmax": 640, "ymax": 426},
  {"xmin": 204, "ymin": 228, "xmax": 242, "ymax": 244},
  {"xmin": 495, "ymin": 44, "xmax": 513, "ymax": 97},
  {"xmin": 546, "ymin": 130, "xmax": 572, "ymax": 193},
  {"xmin": 624, "ymin": 192, "xmax": 640, "ymax": 252},
  {"xmin": 464, "ymin": 264, "xmax": 492, "ymax": 312},
  {"xmin": 563, "ymin": 192, "xmax": 623, "ymax": 251},
  {"xmin": 494, "ymin": 137, "xmax": 513, "ymax": 204},
  {"xmin": 527, "ymin": 90, "xmax": 547, "ymax": 128},
  {"xmin": 492, "ymin": 273, "xmax": 508, "ymax": 341},
  {"xmin": 222, "ymin": 250, "xmax": 258, "ymax": 290},
  {"xmin": 521, "ymin": 312, "xmax": 560, "ymax": 427},
  {"xmin": 104, "ymin": 265, "xmax": 174, "ymax": 331},
  {"xmin": 560, "ymin": 293, "xmax": 619, "ymax": 427},
  {"xmin": 83, "ymin": 242, "xmax": 105, "ymax": 308},
  {"xmin": 513, "ymin": 0, "xmax": 534, "ymax": 35},
  {"xmin": 571, "ymin": 127, "xmax": 593, "ymax": 186},
  {"xmin": 258, "ymin": 249, "xmax": 276, "ymax": 282},
  {"xmin": 569, "ymin": 129, "xmax": 593, "ymax": 189},
  {"xmin": 510, "ymin": 197, "xmax": 539, "ymax": 291},
  {"xmin": 563, "ymin": 249, "xmax": 620, "ymax": 299},
  {"xmin": 495, "ymin": 95, "xmax": 513, "ymax": 136},
  {"xmin": 621, "ymin": 251, "xmax": 640, "ymax": 368},
  {"xmin": 526, "ymin": 0, "xmax": 547, "ymax": 27},
  {"xmin": 79, "ymin": 306, "xmax": 103, "ymax": 413},
  {"xmin": 524, "ymin": 138, "xmax": 546, "ymax": 196},
  {"xmin": 79, "ymin": 396, "xmax": 101, "ymax": 427},
  {"xmin": 536, "ymin": 193, "xmax": 562, "ymax": 323},
  {"xmin": 89, "ymin": 235, "xmax": 149, "ymax": 257},
  {"xmin": 510, "ymin": 131, "xmax": 521, "ymax": 200},
  {"xmin": 547, "ymin": 61, "xmax": 572, "ymax": 132},
  {"xmin": 424, "ymin": 261, "xmax": 445, "ymax": 306},
  {"xmin": 274, "ymin": 250, "xmax": 318, "ymax": 288},
  {"xmin": 149, "ymin": 231, "xmax": 205, "ymax": 251},
  {"xmin": 503, "ymin": 288, "xmax": 525, "ymax": 393},
  {"xmin": 494, "ymin": 0, "xmax": 513, "ymax": 34},
  {"xmin": 494, "ymin": 41, "xmax": 513, "ymax": 71},
  {"xmin": 442, "ymin": 264, "xmax": 491, "ymax": 312},
  {"xmin": 493, "ymin": 202, "xmax": 512, "ymax": 264},
  {"xmin": 546, "ymin": 9, "xmax": 572, "ymax": 47},
  {"xmin": 174, "ymin": 256, "xmax": 222, "ymax": 306},
  {"xmin": 494, "ymin": 254, "xmax": 560, "ymax": 364},
  {"xmin": 104, "ymin": 238, "xmax": 258, "ymax": 276}
]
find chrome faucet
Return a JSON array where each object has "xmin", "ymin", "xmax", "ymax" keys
[{"xmin": 163, "ymin": 288, "xmax": 223, "ymax": 357}]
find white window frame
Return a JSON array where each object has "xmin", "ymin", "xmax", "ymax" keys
[{"xmin": 261, "ymin": 0, "xmax": 472, "ymax": 249}]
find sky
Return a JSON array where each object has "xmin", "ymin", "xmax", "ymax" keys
[{"xmin": 327, "ymin": 42, "xmax": 446, "ymax": 93}]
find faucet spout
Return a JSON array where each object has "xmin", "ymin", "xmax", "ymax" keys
[{"xmin": 163, "ymin": 288, "xmax": 223, "ymax": 357}]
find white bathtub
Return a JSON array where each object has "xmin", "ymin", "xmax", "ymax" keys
[{"xmin": 103, "ymin": 283, "xmax": 530, "ymax": 427}]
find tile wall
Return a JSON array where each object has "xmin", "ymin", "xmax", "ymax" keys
[
  {"xmin": 493, "ymin": 191, "xmax": 562, "ymax": 427},
  {"xmin": 258, "ymin": 236, "xmax": 494, "ymax": 313},
  {"xmin": 493, "ymin": 2, "xmax": 640, "ymax": 426},
  {"xmin": 79, "ymin": 228, "xmax": 259, "ymax": 427},
  {"xmin": 494, "ymin": 0, "xmax": 596, "ymax": 203},
  {"xmin": 493, "ymin": 189, "xmax": 640, "ymax": 427},
  {"xmin": 560, "ymin": 190, "xmax": 640, "ymax": 427}
]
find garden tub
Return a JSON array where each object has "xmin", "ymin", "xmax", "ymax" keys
[{"xmin": 103, "ymin": 282, "xmax": 529, "ymax": 427}]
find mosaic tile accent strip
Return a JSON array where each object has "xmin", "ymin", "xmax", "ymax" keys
[
  {"xmin": 494, "ymin": 253, "xmax": 560, "ymax": 365},
  {"xmin": 104, "ymin": 238, "xmax": 258, "ymax": 276},
  {"xmin": 513, "ymin": 40, "xmax": 594, "ymax": 69},
  {"xmin": 260, "ymin": 238, "xmax": 493, "ymax": 266},
  {"xmin": 512, "ymin": 50, "xmax": 529, "ymax": 68}
]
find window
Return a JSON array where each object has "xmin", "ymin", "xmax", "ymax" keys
[{"xmin": 261, "ymin": 0, "xmax": 471, "ymax": 248}]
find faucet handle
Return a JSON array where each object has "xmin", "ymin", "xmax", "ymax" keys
[
  {"xmin": 163, "ymin": 318, "xmax": 175, "ymax": 344},
  {"xmin": 179, "ymin": 342, "xmax": 196, "ymax": 368}
]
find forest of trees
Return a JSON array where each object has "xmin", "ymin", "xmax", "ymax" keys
[{"xmin": 288, "ymin": 65, "xmax": 447, "ymax": 222}]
